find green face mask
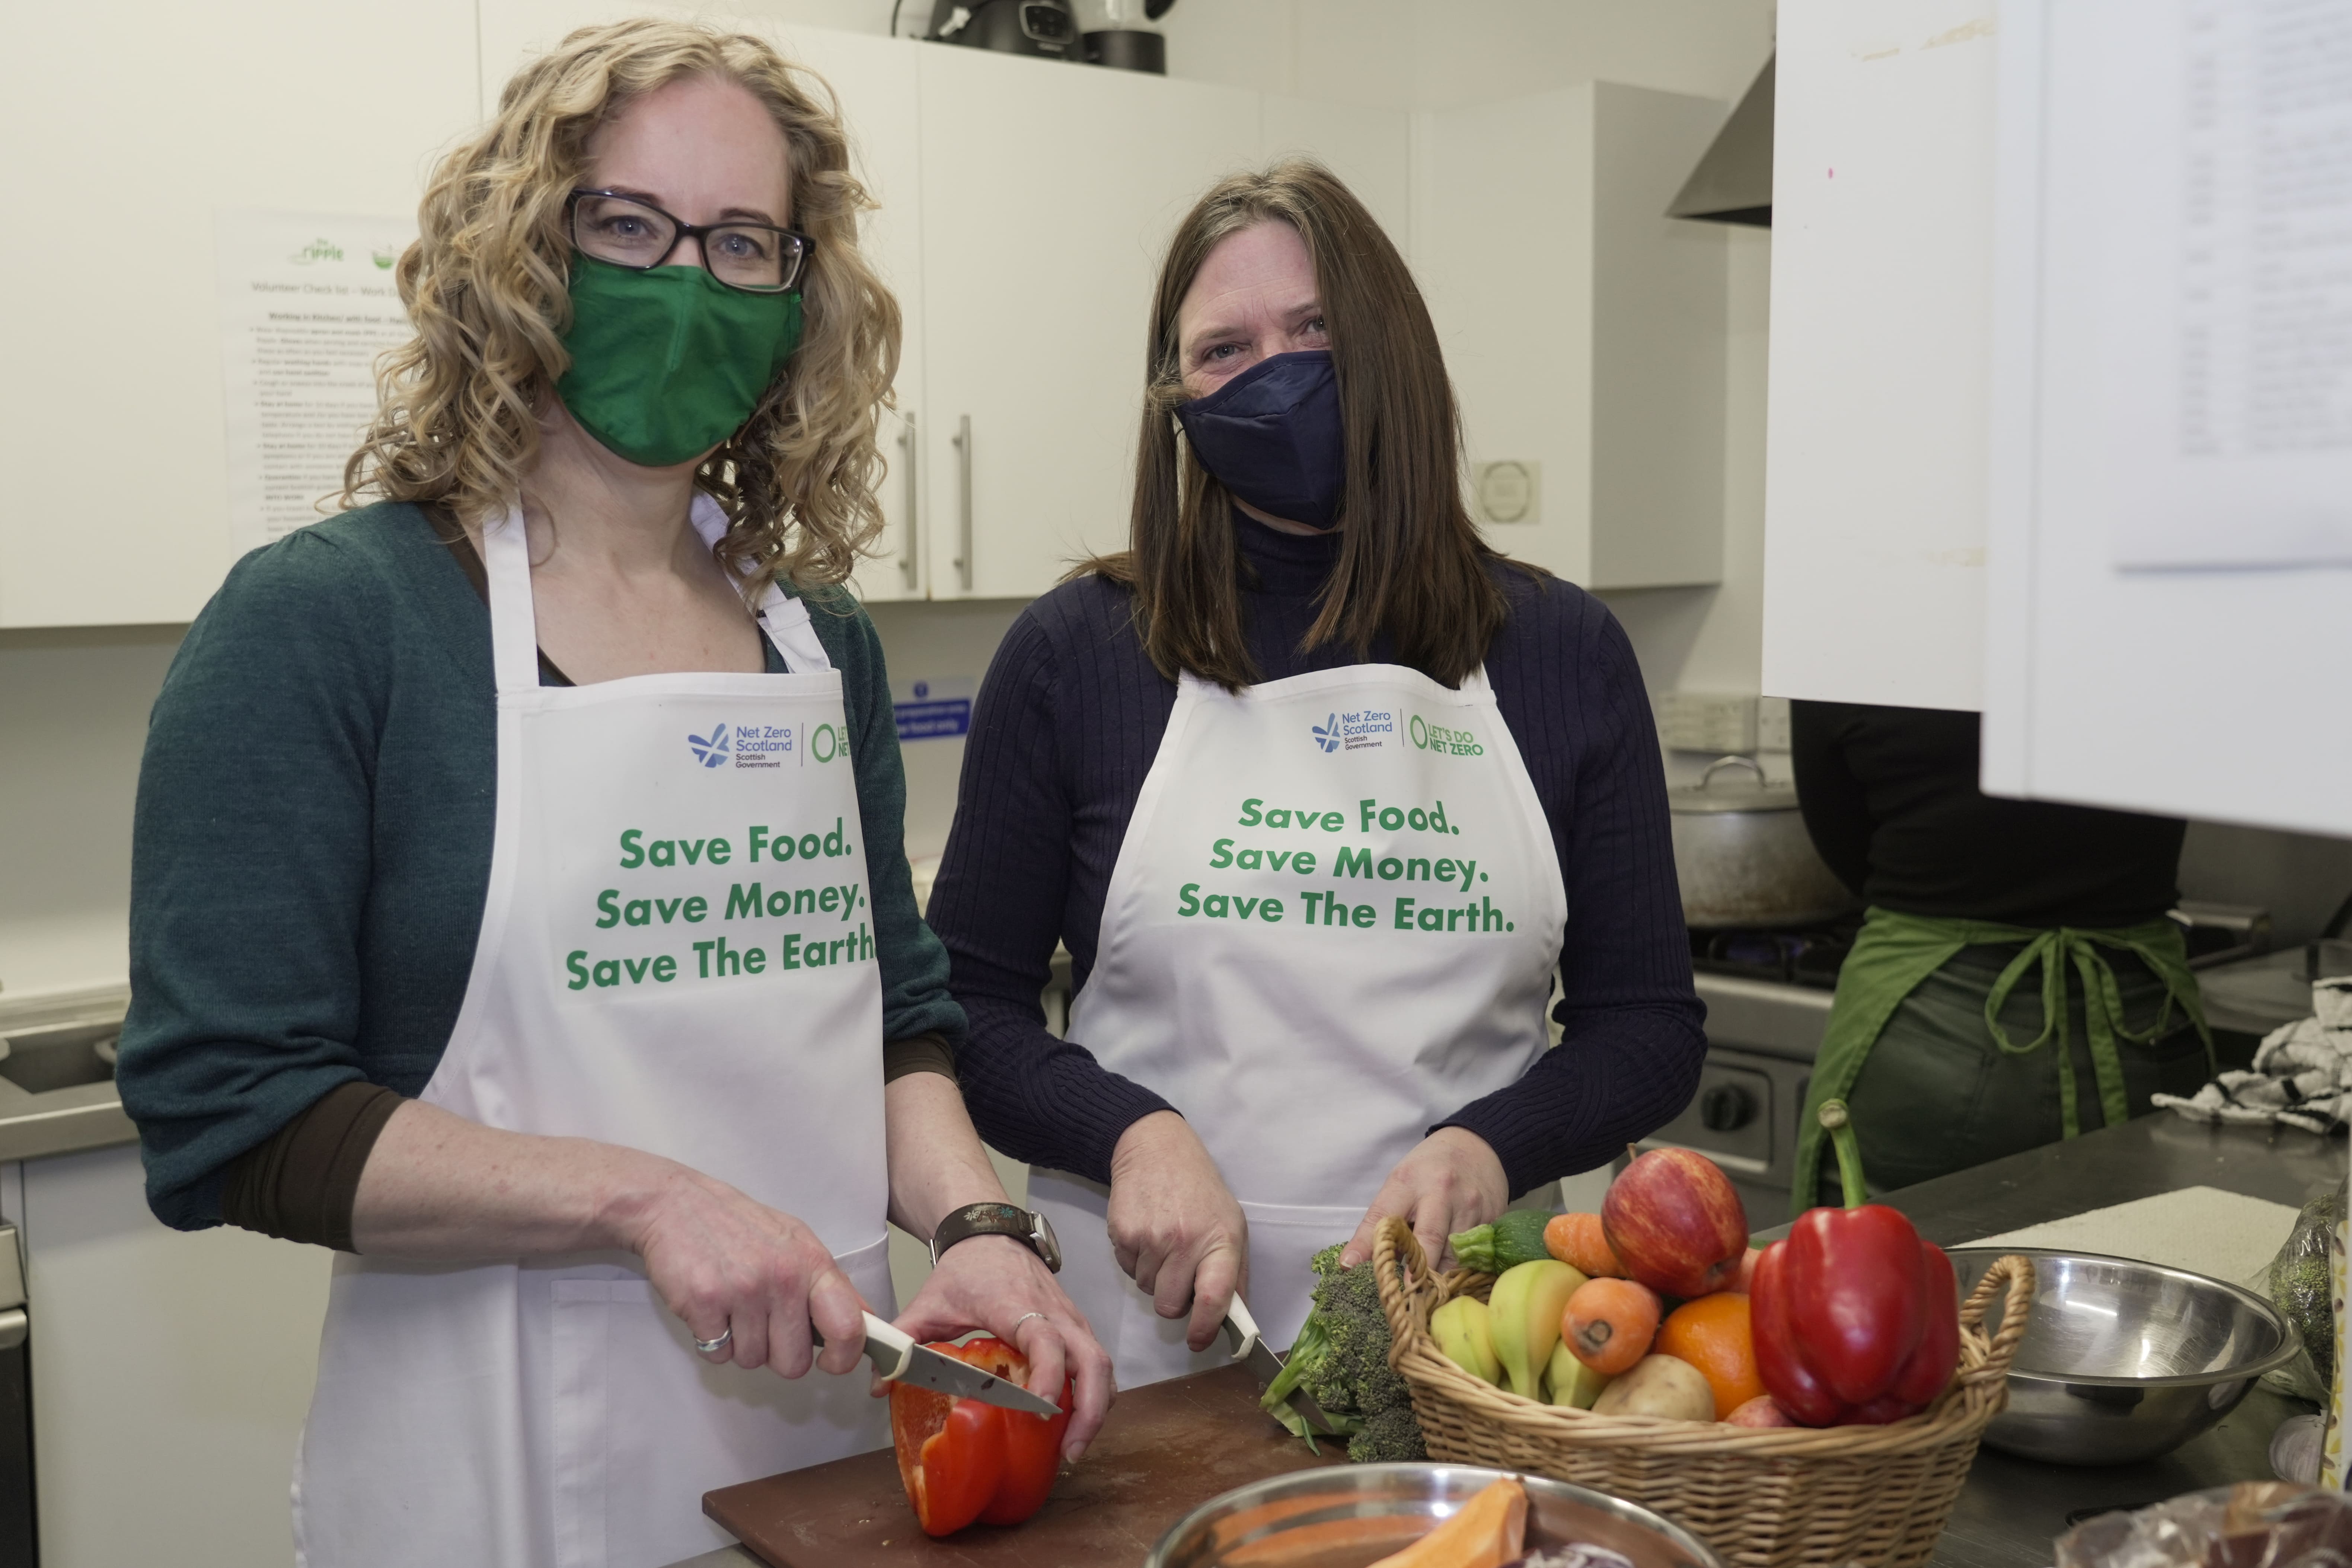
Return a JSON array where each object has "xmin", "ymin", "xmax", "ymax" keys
[{"xmin": 556, "ymin": 254, "xmax": 804, "ymax": 467}]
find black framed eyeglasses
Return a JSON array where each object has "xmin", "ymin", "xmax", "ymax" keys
[{"xmin": 567, "ymin": 189, "xmax": 812, "ymax": 294}]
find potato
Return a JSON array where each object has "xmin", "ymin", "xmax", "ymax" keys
[{"xmin": 1589, "ymin": 1354, "xmax": 1715, "ymax": 1421}]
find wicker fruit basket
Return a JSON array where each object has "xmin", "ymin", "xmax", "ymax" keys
[{"xmin": 1373, "ymin": 1216, "xmax": 2034, "ymax": 1568}]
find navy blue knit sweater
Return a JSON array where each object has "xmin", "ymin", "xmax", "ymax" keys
[{"xmin": 925, "ymin": 520, "xmax": 1707, "ymax": 1198}]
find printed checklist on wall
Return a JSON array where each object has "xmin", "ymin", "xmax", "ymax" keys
[{"xmin": 892, "ymin": 677, "xmax": 975, "ymax": 743}]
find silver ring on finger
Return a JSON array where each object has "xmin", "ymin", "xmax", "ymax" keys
[
  {"xmin": 693, "ymin": 1326, "xmax": 733, "ymax": 1356},
  {"xmin": 1010, "ymin": 1311, "xmax": 1047, "ymax": 1338}
]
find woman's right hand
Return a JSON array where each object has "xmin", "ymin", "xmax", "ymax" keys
[
  {"xmin": 1105, "ymin": 1110, "xmax": 1249, "ymax": 1352},
  {"xmin": 625, "ymin": 1163, "xmax": 870, "ymax": 1378}
]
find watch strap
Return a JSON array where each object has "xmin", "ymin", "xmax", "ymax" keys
[{"xmin": 932, "ymin": 1202, "xmax": 1036, "ymax": 1262}]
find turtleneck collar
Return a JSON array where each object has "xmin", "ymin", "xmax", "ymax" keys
[{"xmin": 1234, "ymin": 513, "xmax": 1341, "ymax": 598}]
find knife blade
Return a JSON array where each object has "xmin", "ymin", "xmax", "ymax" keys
[
  {"xmin": 816, "ymin": 1312, "xmax": 1064, "ymax": 1418},
  {"xmin": 1223, "ymin": 1295, "xmax": 1340, "ymax": 1436}
]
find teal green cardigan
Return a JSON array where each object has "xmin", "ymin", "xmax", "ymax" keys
[{"xmin": 118, "ymin": 502, "xmax": 962, "ymax": 1231}]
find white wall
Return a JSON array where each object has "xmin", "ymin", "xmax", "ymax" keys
[
  {"xmin": 1161, "ymin": 0, "xmax": 1775, "ymax": 109},
  {"xmin": 0, "ymin": 630, "xmax": 182, "ymax": 1000},
  {"xmin": 864, "ymin": 598, "xmax": 1026, "ymax": 855}
]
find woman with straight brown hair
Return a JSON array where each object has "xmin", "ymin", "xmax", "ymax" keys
[{"xmin": 925, "ymin": 159, "xmax": 1707, "ymax": 1397}]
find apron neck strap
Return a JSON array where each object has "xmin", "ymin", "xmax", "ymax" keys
[
  {"xmin": 479, "ymin": 496, "xmax": 835, "ymax": 692},
  {"xmin": 1174, "ymin": 662, "xmax": 1493, "ymax": 694},
  {"xmin": 482, "ymin": 508, "xmax": 541, "ymax": 695},
  {"xmin": 684, "ymin": 494, "xmax": 832, "ymax": 676}
]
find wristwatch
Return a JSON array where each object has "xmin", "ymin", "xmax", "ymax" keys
[{"xmin": 930, "ymin": 1202, "xmax": 1062, "ymax": 1274}]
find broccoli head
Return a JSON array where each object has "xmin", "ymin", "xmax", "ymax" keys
[
  {"xmin": 1345, "ymin": 1400, "xmax": 1429, "ymax": 1465},
  {"xmin": 1260, "ymin": 1243, "xmax": 1424, "ymax": 1462}
]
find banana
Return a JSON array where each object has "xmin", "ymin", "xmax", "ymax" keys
[
  {"xmin": 1487, "ymin": 1259, "xmax": 1587, "ymax": 1401},
  {"xmin": 1432, "ymin": 1296, "xmax": 1502, "ymax": 1385},
  {"xmin": 1544, "ymin": 1339, "xmax": 1609, "ymax": 1408}
]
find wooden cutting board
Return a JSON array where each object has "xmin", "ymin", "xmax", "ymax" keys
[{"xmin": 704, "ymin": 1363, "xmax": 1345, "ymax": 1567}]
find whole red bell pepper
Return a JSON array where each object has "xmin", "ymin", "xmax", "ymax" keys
[
  {"xmin": 888, "ymin": 1336, "xmax": 1073, "ymax": 1537},
  {"xmin": 1751, "ymin": 1100, "xmax": 1961, "ymax": 1427}
]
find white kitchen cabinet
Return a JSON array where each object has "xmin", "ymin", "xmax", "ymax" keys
[
  {"xmin": 1261, "ymin": 94, "xmax": 1413, "ymax": 250},
  {"xmin": 1413, "ymin": 83, "xmax": 1730, "ymax": 590},
  {"xmin": 914, "ymin": 48, "xmax": 1266, "ymax": 600},
  {"xmin": 14, "ymin": 1144, "xmax": 329, "ymax": 1567},
  {"xmin": 779, "ymin": 28, "xmax": 931, "ymax": 606},
  {"xmin": 0, "ymin": 0, "xmax": 479, "ymax": 629},
  {"xmin": 1758, "ymin": 0, "xmax": 1998, "ymax": 710}
]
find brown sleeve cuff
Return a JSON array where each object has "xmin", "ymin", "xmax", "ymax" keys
[
  {"xmin": 883, "ymin": 1032, "xmax": 957, "ymax": 1085},
  {"xmin": 218, "ymin": 1081, "xmax": 406, "ymax": 1252}
]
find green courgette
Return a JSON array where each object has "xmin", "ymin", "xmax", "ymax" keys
[{"xmin": 1448, "ymin": 1208, "xmax": 1554, "ymax": 1273}]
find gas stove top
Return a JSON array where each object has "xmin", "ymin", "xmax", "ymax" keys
[{"xmin": 1688, "ymin": 919, "xmax": 1861, "ymax": 991}]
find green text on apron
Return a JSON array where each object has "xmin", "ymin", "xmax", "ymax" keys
[
  {"xmin": 293, "ymin": 498, "xmax": 894, "ymax": 1568},
  {"xmin": 1030, "ymin": 663, "xmax": 1568, "ymax": 1386},
  {"xmin": 1791, "ymin": 906, "xmax": 2211, "ymax": 1216}
]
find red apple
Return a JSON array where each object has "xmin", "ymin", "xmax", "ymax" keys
[
  {"xmin": 1724, "ymin": 1394, "xmax": 1794, "ymax": 1428},
  {"xmin": 1601, "ymin": 1147, "xmax": 1749, "ymax": 1299}
]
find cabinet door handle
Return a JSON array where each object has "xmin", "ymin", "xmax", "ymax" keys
[
  {"xmin": 951, "ymin": 413, "xmax": 973, "ymax": 594},
  {"xmin": 896, "ymin": 411, "xmax": 919, "ymax": 591}
]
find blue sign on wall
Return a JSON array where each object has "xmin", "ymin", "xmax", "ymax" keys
[{"xmin": 891, "ymin": 677, "xmax": 975, "ymax": 742}]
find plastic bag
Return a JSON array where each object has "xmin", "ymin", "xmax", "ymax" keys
[
  {"xmin": 2252, "ymin": 1187, "xmax": 2346, "ymax": 1404},
  {"xmin": 2055, "ymin": 1485, "xmax": 2352, "ymax": 1568}
]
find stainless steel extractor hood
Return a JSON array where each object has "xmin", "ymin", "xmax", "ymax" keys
[{"xmin": 1669, "ymin": 54, "xmax": 1774, "ymax": 226}]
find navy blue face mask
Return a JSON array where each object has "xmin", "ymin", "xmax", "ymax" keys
[{"xmin": 1174, "ymin": 349, "xmax": 1345, "ymax": 530}]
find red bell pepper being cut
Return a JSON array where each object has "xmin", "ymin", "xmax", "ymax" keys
[
  {"xmin": 889, "ymin": 1336, "xmax": 1073, "ymax": 1537},
  {"xmin": 1752, "ymin": 1100, "xmax": 1961, "ymax": 1427}
]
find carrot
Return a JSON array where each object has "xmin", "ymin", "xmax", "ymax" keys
[
  {"xmin": 1544, "ymin": 1212, "xmax": 1625, "ymax": 1278},
  {"xmin": 1562, "ymin": 1277, "xmax": 1661, "ymax": 1376}
]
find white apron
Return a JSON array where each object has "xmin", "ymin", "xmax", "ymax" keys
[
  {"xmin": 294, "ymin": 497, "xmax": 894, "ymax": 1568},
  {"xmin": 1030, "ymin": 664, "xmax": 1568, "ymax": 1386}
]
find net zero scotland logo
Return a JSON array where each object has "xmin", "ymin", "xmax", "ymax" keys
[
  {"xmin": 1312, "ymin": 708, "xmax": 1394, "ymax": 753},
  {"xmin": 688, "ymin": 720, "xmax": 731, "ymax": 768},
  {"xmin": 687, "ymin": 718, "xmax": 838, "ymax": 769}
]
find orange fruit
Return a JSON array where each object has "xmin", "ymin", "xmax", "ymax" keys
[{"xmin": 1653, "ymin": 1293, "xmax": 1763, "ymax": 1419}]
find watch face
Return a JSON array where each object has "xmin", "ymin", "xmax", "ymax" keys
[{"xmin": 1029, "ymin": 1209, "xmax": 1062, "ymax": 1273}]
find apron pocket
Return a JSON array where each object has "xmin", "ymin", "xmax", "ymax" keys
[
  {"xmin": 1235, "ymin": 1201, "xmax": 1366, "ymax": 1355},
  {"xmin": 548, "ymin": 1258, "xmax": 890, "ymax": 1568}
]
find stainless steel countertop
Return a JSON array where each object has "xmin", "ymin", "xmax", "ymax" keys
[{"xmin": 1883, "ymin": 1115, "xmax": 2345, "ymax": 1568}]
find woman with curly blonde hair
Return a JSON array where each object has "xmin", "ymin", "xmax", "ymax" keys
[{"xmin": 117, "ymin": 19, "xmax": 1105, "ymax": 1564}]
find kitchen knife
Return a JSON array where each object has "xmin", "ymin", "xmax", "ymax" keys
[
  {"xmin": 816, "ymin": 1311, "xmax": 1063, "ymax": 1418},
  {"xmin": 1223, "ymin": 1295, "xmax": 1340, "ymax": 1435}
]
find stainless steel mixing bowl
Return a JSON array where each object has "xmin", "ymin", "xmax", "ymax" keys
[
  {"xmin": 1947, "ymin": 1247, "xmax": 2300, "ymax": 1466},
  {"xmin": 1143, "ymin": 1463, "xmax": 1722, "ymax": 1568}
]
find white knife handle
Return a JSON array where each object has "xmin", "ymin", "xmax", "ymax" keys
[
  {"xmin": 861, "ymin": 1312, "xmax": 914, "ymax": 1379},
  {"xmin": 1222, "ymin": 1296, "xmax": 1263, "ymax": 1363},
  {"xmin": 810, "ymin": 1311, "xmax": 913, "ymax": 1379}
]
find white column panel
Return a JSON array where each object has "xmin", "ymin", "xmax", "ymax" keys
[{"xmin": 1760, "ymin": 1, "xmax": 1998, "ymax": 709}]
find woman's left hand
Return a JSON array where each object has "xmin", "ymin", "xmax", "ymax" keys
[
  {"xmin": 1339, "ymin": 1127, "xmax": 1509, "ymax": 1272},
  {"xmin": 893, "ymin": 1235, "xmax": 1114, "ymax": 1464}
]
